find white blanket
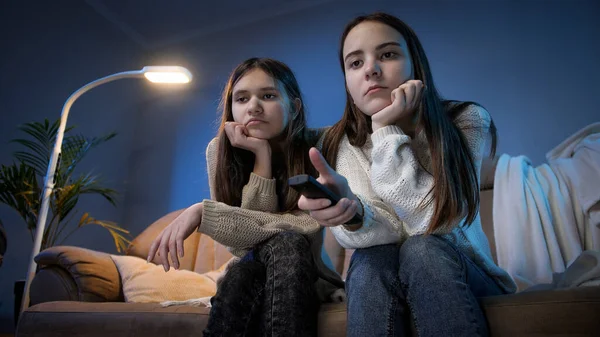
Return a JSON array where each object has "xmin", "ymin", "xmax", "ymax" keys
[{"xmin": 493, "ymin": 123, "xmax": 600, "ymax": 291}]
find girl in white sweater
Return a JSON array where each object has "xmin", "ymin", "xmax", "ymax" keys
[{"xmin": 299, "ymin": 12, "xmax": 516, "ymax": 337}]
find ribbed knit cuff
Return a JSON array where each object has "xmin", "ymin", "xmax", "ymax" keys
[
  {"xmin": 198, "ymin": 200, "xmax": 220, "ymax": 237},
  {"xmin": 371, "ymin": 125, "xmax": 405, "ymax": 144},
  {"xmin": 247, "ymin": 172, "xmax": 277, "ymax": 195}
]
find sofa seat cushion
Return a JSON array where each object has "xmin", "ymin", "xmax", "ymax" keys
[
  {"xmin": 17, "ymin": 301, "xmax": 349, "ymax": 337},
  {"xmin": 17, "ymin": 287, "xmax": 600, "ymax": 337},
  {"xmin": 482, "ymin": 286, "xmax": 600, "ymax": 336},
  {"xmin": 17, "ymin": 301, "xmax": 210, "ymax": 337}
]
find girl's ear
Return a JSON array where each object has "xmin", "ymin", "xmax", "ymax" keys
[
  {"xmin": 293, "ymin": 98, "xmax": 302, "ymax": 116},
  {"xmin": 291, "ymin": 98, "xmax": 302, "ymax": 120}
]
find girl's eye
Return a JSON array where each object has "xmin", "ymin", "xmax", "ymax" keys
[
  {"xmin": 381, "ymin": 52, "xmax": 397, "ymax": 59},
  {"xmin": 264, "ymin": 94, "xmax": 276, "ymax": 99},
  {"xmin": 350, "ymin": 60, "xmax": 363, "ymax": 68},
  {"xmin": 235, "ymin": 97, "xmax": 248, "ymax": 103}
]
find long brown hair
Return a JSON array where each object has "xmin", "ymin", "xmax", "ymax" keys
[
  {"xmin": 322, "ymin": 13, "xmax": 498, "ymax": 233},
  {"xmin": 214, "ymin": 58, "xmax": 317, "ymax": 212}
]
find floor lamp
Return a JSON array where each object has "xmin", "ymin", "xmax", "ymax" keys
[{"xmin": 20, "ymin": 66, "xmax": 193, "ymax": 313}]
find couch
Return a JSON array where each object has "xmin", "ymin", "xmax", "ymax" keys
[{"xmin": 16, "ymin": 185, "xmax": 600, "ymax": 336}]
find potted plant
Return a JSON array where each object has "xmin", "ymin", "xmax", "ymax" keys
[{"xmin": 0, "ymin": 119, "xmax": 131, "ymax": 322}]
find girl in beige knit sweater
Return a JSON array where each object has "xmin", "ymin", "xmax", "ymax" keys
[
  {"xmin": 147, "ymin": 58, "xmax": 343, "ymax": 336},
  {"xmin": 299, "ymin": 13, "xmax": 516, "ymax": 337}
]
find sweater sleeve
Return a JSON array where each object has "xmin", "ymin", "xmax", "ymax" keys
[
  {"xmin": 199, "ymin": 201, "xmax": 320, "ymax": 254},
  {"xmin": 207, "ymin": 137, "xmax": 279, "ymax": 212},
  {"xmin": 206, "ymin": 137, "xmax": 219, "ymax": 201},
  {"xmin": 241, "ymin": 173, "xmax": 278, "ymax": 212},
  {"xmin": 370, "ymin": 105, "xmax": 491, "ymax": 235},
  {"xmin": 202, "ymin": 136, "xmax": 320, "ymax": 257},
  {"xmin": 325, "ymin": 136, "xmax": 406, "ymax": 249}
]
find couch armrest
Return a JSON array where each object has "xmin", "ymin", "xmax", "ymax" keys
[{"xmin": 30, "ymin": 246, "xmax": 124, "ymax": 305}]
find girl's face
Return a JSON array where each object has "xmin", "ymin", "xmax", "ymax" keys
[
  {"xmin": 342, "ymin": 21, "xmax": 414, "ymax": 116},
  {"xmin": 231, "ymin": 68, "xmax": 291, "ymax": 140}
]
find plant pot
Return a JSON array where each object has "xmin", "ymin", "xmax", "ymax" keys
[{"xmin": 14, "ymin": 279, "xmax": 25, "ymax": 327}]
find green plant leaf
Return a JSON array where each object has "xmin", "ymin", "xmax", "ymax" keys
[
  {"xmin": 60, "ymin": 134, "xmax": 89, "ymax": 177},
  {"xmin": 76, "ymin": 173, "xmax": 118, "ymax": 206},
  {"xmin": 0, "ymin": 163, "xmax": 40, "ymax": 233},
  {"xmin": 10, "ymin": 139, "xmax": 49, "ymax": 161},
  {"xmin": 73, "ymin": 213, "xmax": 131, "ymax": 253},
  {"xmin": 53, "ymin": 184, "xmax": 80, "ymax": 222},
  {"xmin": 2, "ymin": 118, "xmax": 122, "ymax": 251},
  {"xmin": 60, "ymin": 132, "xmax": 117, "ymax": 179},
  {"xmin": 13, "ymin": 119, "xmax": 77, "ymax": 177},
  {"xmin": 13, "ymin": 151, "xmax": 48, "ymax": 176},
  {"xmin": 16, "ymin": 120, "xmax": 56, "ymax": 151}
]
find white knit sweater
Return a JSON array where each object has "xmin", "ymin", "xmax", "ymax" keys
[{"xmin": 328, "ymin": 105, "xmax": 517, "ymax": 293}]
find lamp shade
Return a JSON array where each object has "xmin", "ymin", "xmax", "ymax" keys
[{"xmin": 142, "ymin": 66, "xmax": 192, "ymax": 83}]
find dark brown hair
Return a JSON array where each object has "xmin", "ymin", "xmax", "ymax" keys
[
  {"xmin": 214, "ymin": 58, "xmax": 317, "ymax": 212},
  {"xmin": 322, "ymin": 13, "xmax": 497, "ymax": 233}
]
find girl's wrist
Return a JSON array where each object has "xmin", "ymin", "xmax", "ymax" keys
[
  {"xmin": 343, "ymin": 192, "xmax": 364, "ymax": 231},
  {"xmin": 253, "ymin": 148, "xmax": 272, "ymax": 178},
  {"xmin": 190, "ymin": 202, "xmax": 204, "ymax": 229},
  {"xmin": 371, "ymin": 121, "xmax": 384, "ymax": 132}
]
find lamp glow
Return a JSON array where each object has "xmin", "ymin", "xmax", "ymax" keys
[
  {"xmin": 142, "ymin": 66, "xmax": 192, "ymax": 83},
  {"xmin": 20, "ymin": 65, "xmax": 192, "ymax": 315}
]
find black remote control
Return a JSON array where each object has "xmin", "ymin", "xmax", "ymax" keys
[{"xmin": 288, "ymin": 174, "xmax": 363, "ymax": 224}]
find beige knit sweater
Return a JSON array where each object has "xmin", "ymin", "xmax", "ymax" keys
[
  {"xmin": 328, "ymin": 104, "xmax": 517, "ymax": 293},
  {"xmin": 197, "ymin": 137, "xmax": 344, "ymax": 299}
]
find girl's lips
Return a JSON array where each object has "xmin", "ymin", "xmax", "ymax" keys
[
  {"xmin": 246, "ymin": 120, "xmax": 265, "ymax": 126},
  {"xmin": 365, "ymin": 85, "xmax": 388, "ymax": 96},
  {"xmin": 366, "ymin": 87, "xmax": 385, "ymax": 95}
]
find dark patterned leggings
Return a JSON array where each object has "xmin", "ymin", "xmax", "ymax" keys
[{"xmin": 203, "ymin": 231, "xmax": 319, "ymax": 337}]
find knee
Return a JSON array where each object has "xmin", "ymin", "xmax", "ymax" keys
[
  {"xmin": 398, "ymin": 235, "xmax": 460, "ymax": 277},
  {"xmin": 257, "ymin": 231, "xmax": 311, "ymax": 264},
  {"xmin": 400, "ymin": 235, "xmax": 439, "ymax": 257},
  {"xmin": 347, "ymin": 245, "xmax": 400, "ymax": 290},
  {"xmin": 256, "ymin": 231, "xmax": 316, "ymax": 281},
  {"xmin": 400, "ymin": 235, "xmax": 452, "ymax": 258},
  {"xmin": 217, "ymin": 260, "xmax": 265, "ymax": 291},
  {"xmin": 266, "ymin": 231, "xmax": 310, "ymax": 251}
]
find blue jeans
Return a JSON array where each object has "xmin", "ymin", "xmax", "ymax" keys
[{"xmin": 346, "ymin": 235, "xmax": 505, "ymax": 337}]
